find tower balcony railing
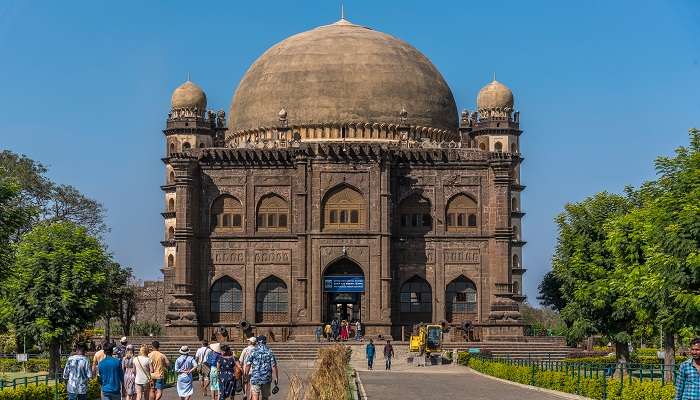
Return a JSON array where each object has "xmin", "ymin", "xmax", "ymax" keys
[{"xmin": 494, "ymin": 283, "xmax": 514, "ymax": 294}]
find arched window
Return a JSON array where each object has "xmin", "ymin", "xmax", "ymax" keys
[
  {"xmin": 446, "ymin": 276, "xmax": 477, "ymax": 323},
  {"xmin": 510, "ymin": 142, "xmax": 517, "ymax": 153},
  {"xmin": 511, "ymin": 197, "xmax": 518, "ymax": 211},
  {"xmin": 210, "ymin": 277, "xmax": 243, "ymax": 323},
  {"xmin": 513, "ymin": 225, "xmax": 520, "ymax": 240},
  {"xmin": 479, "ymin": 142, "xmax": 487, "ymax": 151},
  {"xmin": 169, "ymin": 143, "xmax": 175, "ymax": 155},
  {"xmin": 494, "ymin": 141, "xmax": 503, "ymax": 152},
  {"xmin": 446, "ymin": 194, "xmax": 478, "ymax": 232},
  {"xmin": 256, "ymin": 194, "xmax": 289, "ymax": 232},
  {"xmin": 256, "ymin": 276, "xmax": 288, "ymax": 323},
  {"xmin": 168, "ymin": 198, "xmax": 175, "ymax": 212},
  {"xmin": 167, "ymin": 226, "xmax": 174, "ymax": 241},
  {"xmin": 167, "ymin": 254, "xmax": 174, "ymax": 269},
  {"xmin": 398, "ymin": 194, "xmax": 432, "ymax": 233},
  {"xmin": 168, "ymin": 171, "xmax": 175, "ymax": 184},
  {"xmin": 211, "ymin": 195, "xmax": 244, "ymax": 233},
  {"xmin": 322, "ymin": 186, "xmax": 364, "ymax": 230},
  {"xmin": 400, "ymin": 276, "xmax": 432, "ymax": 324},
  {"xmin": 182, "ymin": 142, "xmax": 191, "ymax": 150},
  {"xmin": 512, "ymin": 254, "xmax": 520, "ymax": 268}
]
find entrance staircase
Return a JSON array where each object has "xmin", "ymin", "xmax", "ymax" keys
[{"xmin": 121, "ymin": 336, "xmax": 572, "ymax": 362}]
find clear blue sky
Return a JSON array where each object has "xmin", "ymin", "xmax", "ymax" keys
[{"xmin": 1, "ymin": 0, "xmax": 698, "ymax": 303}]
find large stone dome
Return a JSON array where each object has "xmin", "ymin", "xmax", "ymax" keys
[{"xmin": 228, "ymin": 19, "xmax": 458, "ymax": 133}]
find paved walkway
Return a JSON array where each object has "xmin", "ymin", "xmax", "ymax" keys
[
  {"xmin": 358, "ymin": 364, "xmax": 568, "ymax": 400},
  {"xmin": 162, "ymin": 361, "xmax": 314, "ymax": 400}
]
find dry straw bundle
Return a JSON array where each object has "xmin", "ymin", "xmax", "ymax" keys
[{"xmin": 287, "ymin": 344, "xmax": 352, "ymax": 400}]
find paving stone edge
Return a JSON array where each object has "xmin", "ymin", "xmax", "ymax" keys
[
  {"xmin": 354, "ymin": 370, "xmax": 368, "ymax": 400},
  {"xmin": 464, "ymin": 367, "xmax": 594, "ymax": 400}
]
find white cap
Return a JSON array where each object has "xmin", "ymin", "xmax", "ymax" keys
[
  {"xmin": 247, "ymin": 336, "xmax": 257, "ymax": 343},
  {"xmin": 120, "ymin": 337, "xmax": 128, "ymax": 343}
]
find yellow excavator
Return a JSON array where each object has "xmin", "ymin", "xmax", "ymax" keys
[{"xmin": 409, "ymin": 323, "xmax": 443, "ymax": 356}]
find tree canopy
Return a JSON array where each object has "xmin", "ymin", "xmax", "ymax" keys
[{"xmin": 8, "ymin": 221, "xmax": 109, "ymax": 373}]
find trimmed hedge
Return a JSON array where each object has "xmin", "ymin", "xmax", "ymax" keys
[
  {"xmin": 564, "ymin": 355, "xmax": 686, "ymax": 366},
  {"xmin": 462, "ymin": 355, "xmax": 675, "ymax": 400},
  {"xmin": 0, "ymin": 359, "xmax": 50, "ymax": 373},
  {"xmin": 0, "ymin": 379, "xmax": 100, "ymax": 400}
]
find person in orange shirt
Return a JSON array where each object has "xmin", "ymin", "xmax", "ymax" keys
[
  {"xmin": 148, "ymin": 341, "xmax": 170, "ymax": 400},
  {"xmin": 92, "ymin": 341, "xmax": 108, "ymax": 376}
]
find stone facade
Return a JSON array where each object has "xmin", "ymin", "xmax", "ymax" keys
[{"xmin": 156, "ymin": 19, "xmax": 527, "ymax": 341}]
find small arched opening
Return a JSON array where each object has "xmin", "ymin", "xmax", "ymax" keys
[
  {"xmin": 211, "ymin": 277, "xmax": 243, "ymax": 323},
  {"xmin": 494, "ymin": 141, "xmax": 503, "ymax": 152},
  {"xmin": 168, "ymin": 198, "xmax": 175, "ymax": 212},
  {"xmin": 445, "ymin": 276, "xmax": 477, "ymax": 324},
  {"xmin": 400, "ymin": 276, "xmax": 432, "ymax": 325},
  {"xmin": 323, "ymin": 258, "xmax": 365, "ymax": 323},
  {"xmin": 167, "ymin": 226, "xmax": 174, "ymax": 241},
  {"xmin": 256, "ymin": 276, "xmax": 288, "ymax": 323}
]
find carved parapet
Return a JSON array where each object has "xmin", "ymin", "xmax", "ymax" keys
[{"xmin": 488, "ymin": 296, "xmax": 522, "ymax": 321}]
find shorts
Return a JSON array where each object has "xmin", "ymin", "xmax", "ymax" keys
[
  {"xmin": 251, "ymin": 383, "xmax": 271, "ymax": 399},
  {"xmin": 101, "ymin": 392, "xmax": 120, "ymax": 400},
  {"xmin": 152, "ymin": 378, "xmax": 166, "ymax": 390},
  {"xmin": 68, "ymin": 393, "xmax": 87, "ymax": 400}
]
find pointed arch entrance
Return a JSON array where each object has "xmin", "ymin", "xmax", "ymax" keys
[{"xmin": 323, "ymin": 258, "xmax": 365, "ymax": 323}]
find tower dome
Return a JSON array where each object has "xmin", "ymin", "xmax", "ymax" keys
[
  {"xmin": 228, "ymin": 19, "xmax": 458, "ymax": 135},
  {"xmin": 171, "ymin": 80, "xmax": 207, "ymax": 110},
  {"xmin": 476, "ymin": 80, "xmax": 514, "ymax": 111}
]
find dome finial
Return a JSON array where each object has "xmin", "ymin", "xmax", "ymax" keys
[
  {"xmin": 493, "ymin": 71, "xmax": 496, "ymax": 81},
  {"xmin": 341, "ymin": 2, "xmax": 344, "ymax": 20},
  {"xmin": 187, "ymin": 71, "xmax": 191, "ymax": 81}
]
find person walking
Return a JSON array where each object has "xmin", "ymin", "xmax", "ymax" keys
[
  {"xmin": 324, "ymin": 323, "xmax": 332, "ymax": 342},
  {"xmin": 340, "ymin": 320, "xmax": 349, "ymax": 341},
  {"xmin": 354, "ymin": 320, "xmax": 362, "ymax": 341},
  {"xmin": 115, "ymin": 337, "xmax": 128, "ymax": 360},
  {"xmin": 133, "ymin": 346, "xmax": 152, "ymax": 400},
  {"xmin": 365, "ymin": 339, "xmax": 375, "ymax": 371},
  {"xmin": 383, "ymin": 340, "xmax": 394, "ymax": 371},
  {"xmin": 218, "ymin": 345, "xmax": 238, "ymax": 400},
  {"xmin": 675, "ymin": 337, "xmax": 700, "ymax": 400},
  {"xmin": 122, "ymin": 345, "xmax": 137, "ymax": 400},
  {"xmin": 195, "ymin": 340, "xmax": 211, "ymax": 396},
  {"xmin": 239, "ymin": 337, "xmax": 257, "ymax": 400},
  {"xmin": 98, "ymin": 344, "xmax": 124, "ymax": 400},
  {"xmin": 207, "ymin": 343, "xmax": 223, "ymax": 400},
  {"xmin": 63, "ymin": 343, "xmax": 92, "ymax": 400},
  {"xmin": 244, "ymin": 336, "xmax": 279, "ymax": 400},
  {"xmin": 148, "ymin": 341, "xmax": 170, "ymax": 400},
  {"xmin": 175, "ymin": 346, "xmax": 198, "ymax": 400},
  {"xmin": 331, "ymin": 319, "xmax": 339, "ymax": 342},
  {"xmin": 92, "ymin": 341, "xmax": 109, "ymax": 376}
]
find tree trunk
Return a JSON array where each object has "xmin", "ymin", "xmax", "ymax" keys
[
  {"xmin": 614, "ymin": 341, "xmax": 630, "ymax": 379},
  {"xmin": 105, "ymin": 316, "xmax": 111, "ymax": 344},
  {"xmin": 663, "ymin": 328, "xmax": 675, "ymax": 383},
  {"xmin": 49, "ymin": 340, "xmax": 61, "ymax": 378}
]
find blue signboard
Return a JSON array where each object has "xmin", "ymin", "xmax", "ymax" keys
[{"xmin": 324, "ymin": 275, "xmax": 364, "ymax": 293}]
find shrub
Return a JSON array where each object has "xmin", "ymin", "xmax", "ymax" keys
[
  {"xmin": 131, "ymin": 321, "xmax": 164, "ymax": 337},
  {"xmin": 466, "ymin": 358, "xmax": 675, "ymax": 400},
  {"xmin": 457, "ymin": 352, "xmax": 470, "ymax": 366},
  {"xmin": 0, "ymin": 359, "xmax": 50, "ymax": 373},
  {"xmin": 0, "ymin": 379, "xmax": 100, "ymax": 400}
]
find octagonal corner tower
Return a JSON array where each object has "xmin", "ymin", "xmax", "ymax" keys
[{"xmin": 227, "ymin": 19, "xmax": 458, "ymax": 143}]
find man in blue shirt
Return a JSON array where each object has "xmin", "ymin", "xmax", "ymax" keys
[
  {"xmin": 98, "ymin": 344, "xmax": 124, "ymax": 400},
  {"xmin": 244, "ymin": 336, "xmax": 279, "ymax": 400},
  {"xmin": 63, "ymin": 343, "xmax": 92, "ymax": 400},
  {"xmin": 365, "ymin": 339, "xmax": 375, "ymax": 370},
  {"xmin": 676, "ymin": 337, "xmax": 700, "ymax": 400}
]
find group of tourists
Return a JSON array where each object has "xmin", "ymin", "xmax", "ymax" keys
[
  {"xmin": 364, "ymin": 339, "xmax": 394, "ymax": 371},
  {"xmin": 318, "ymin": 319, "xmax": 362, "ymax": 342},
  {"xmin": 62, "ymin": 336, "xmax": 280, "ymax": 400}
]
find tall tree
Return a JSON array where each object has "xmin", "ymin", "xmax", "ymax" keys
[
  {"xmin": 0, "ymin": 178, "xmax": 34, "ymax": 327},
  {"xmin": 552, "ymin": 192, "xmax": 636, "ymax": 365},
  {"xmin": 606, "ymin": 128, "xmax": 700, "ymax": 381},
  {"xmin": 8, "ymin": 221, "xmax": 109, "ymax": 374},
  {"xmin": 537, "ymin": 271, "xmax": 566, "ymax": 312},
  {"xmin": 0, "ymin": 151, "xmax": 107, "ymax": 238},
  {"xmin": 104, "ymin": 263, "xmax": 137, "ymax": 338}
]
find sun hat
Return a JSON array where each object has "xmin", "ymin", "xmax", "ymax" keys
[
  {"xmin": 179, "ymin": 345, "xmax": 190, "ymax": 355},
  {"xmin": 247, "ymin": 337, "xmax": 257, "ymax": 343},
  {"xmin": 120, "ymin": 337, "xmax": 128, "ymax": 344},
  {"xmin": 209, "ymin": 342, "xmax": 222, "ymax": 353},
  {"xmin": 126, "ymin": 344, "xmax": 134, "ymax": 351}
]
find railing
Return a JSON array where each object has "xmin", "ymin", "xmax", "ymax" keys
[
  {"xmin": 0, "ymin": 373, "xmax": 54, "ymax": 389},
  {"xmin": 472, "ymin": 353, "xmax": 680, "ymax": 396}
]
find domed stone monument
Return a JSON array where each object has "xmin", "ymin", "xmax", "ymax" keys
[{"xmin": 158, "ymin": 18, "xmax": 526, "ymax": 341}]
